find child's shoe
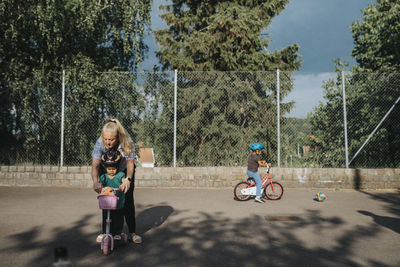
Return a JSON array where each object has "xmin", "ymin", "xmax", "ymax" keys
[
  {"xmin": 96, "ymin": 234, "xmax": 104, "ymax": 243},
  {"xmin": 255, "ymin": 196, "xmax": 265, "ymax": 203}
]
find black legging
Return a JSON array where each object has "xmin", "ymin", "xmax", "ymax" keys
[{"xmin": 123, "ymin": 183, "xmax": 136, "ymax": 233}]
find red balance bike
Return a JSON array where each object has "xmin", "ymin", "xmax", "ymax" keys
[{"xmin": 234, "ymin": 163, "xmax": 284, "ymax": 201}]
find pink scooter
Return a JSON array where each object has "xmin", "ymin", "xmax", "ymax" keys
[{"xmin": 97, "ymin": 188, "xmax": 128, "ymax": 255}]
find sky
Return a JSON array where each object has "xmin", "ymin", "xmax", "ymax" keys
[{"xmin": 142, "ymin": 0, "xmax": 376, "ymax": 118}]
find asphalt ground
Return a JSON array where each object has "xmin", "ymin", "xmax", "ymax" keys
[{"xmin": 0, "ymin": 186, "xmax": 399, "ymax": 267}]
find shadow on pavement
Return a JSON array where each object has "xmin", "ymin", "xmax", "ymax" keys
[
  {"xmin": 360, "ymin": 190, "xmax": 400, "ymax": 216},
  {"xmin": 4, "ymin": 214, "xmax": 99, "ymax": 266},
  {"xmin": 358, "ymin": 210, "xmax": 400, "ymax": 234},
  {"xmin": 1, "ymin": 205, "xmax": 389, "ymax": 266},
  {"xmin": 135, "ymin": 205, "xmax": 174, "ymax": 234}
]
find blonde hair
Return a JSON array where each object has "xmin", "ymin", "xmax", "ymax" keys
[{"xmin": 101, "ymin": 118, "xmax": 133, "ymax": 156}]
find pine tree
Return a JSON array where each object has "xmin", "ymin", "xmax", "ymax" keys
[
  {"xmin": 154, "ymin": 0, "xmax": 300, "ymax": 71},
  {"xmin": 152, "ymin": 0, "xmax": 301, "ymax": 166}
]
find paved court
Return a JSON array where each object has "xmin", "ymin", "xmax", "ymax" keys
[{"xmin": 0, "ymin": 186, "xmax": 399, "ymax": 266}]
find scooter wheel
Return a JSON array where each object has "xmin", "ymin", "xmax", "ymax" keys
[{"xmin": 102, "ymin": 236, "xmax": 111, "ymax": 255}]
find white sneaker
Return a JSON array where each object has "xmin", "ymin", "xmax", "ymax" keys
[
  {"xmin": 255, "ymin": 196, "xmax": 265, "ymax": 203},
  {"xmin": 96, "ymin": 234, "xmax": 104, "ymax": 243}
]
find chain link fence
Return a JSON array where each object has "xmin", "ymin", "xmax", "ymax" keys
[
  {"xmin": 176, "ymin": 71, "xmax": 280, "ymax": 166},
  {"xmin": 345, "ymin": 73, "xmax": 400, "ymax": 168},
  {"xmin": 2, "ymin": 71, "xmax": 399, "ymax": 168},
  {"xmin": 2, "ymin": 70, "xmax": 63, "ymax": 165},
  {"xmin": 282, "ymin": 72, "xmax": 400, "ymax": 168}
]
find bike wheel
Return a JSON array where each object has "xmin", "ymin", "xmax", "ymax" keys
[
  {"xmin": 264, "ymin": 182, "xmax": 284, "ymax": 200},
  {"xmin": 102, "ymin": 236, "xmax": 110, "ymax": 255},
  {"xmin": 234, "ymin": 182, "xmax": 251, "ymax": 201}
]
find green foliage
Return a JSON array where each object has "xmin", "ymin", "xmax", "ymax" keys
[
  {"xmin": 308, "ymin": 71, "xmax": 348, "ymax": 167},
  {"xmin": 280, "ymin": 117, "xmax": 314, "ymax": 167},
  {"xmin": 150, "ymin": 0, "xmax": 301, "ymax": 166},
  {"xmin": 350, "ymin": 0, "xmax": 400, "ymax": 72},
  {"xmin": 176, "ymin": 72, "xmax": 279, "ymax": 166},
  {"xmin": 135, "ymin": 71, "xmax": 175, "ymax": 166},
  {"xmin": 310, "ymin": 71, "xmax": 400, "ymax": 168},
  {"xmin": 0, "ymin": 0, "xmax": 152, "ymax": 165},
  {"xmin": 345, "ymin": 73, "xmax": 400, "ymax": 168},
  {"xmin": 154, "ymin": 0, "xmax": 301, "ymax": 71},
  {"xmin": 308, "ymin": 0, "xmax": 400, "ymax": 168}
]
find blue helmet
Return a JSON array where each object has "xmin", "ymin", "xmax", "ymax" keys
[{"xmin": 249, "ymin": 142, "xmax": 264, "ymax": 151}]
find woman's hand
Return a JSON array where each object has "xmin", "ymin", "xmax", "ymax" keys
[
  {"xmin": 93, "ymin": 181, "xmax": 102, "ymax": 193},
  {"xmin": 119, "ymin": 179, "xmax": 131, "ymax": 194}
]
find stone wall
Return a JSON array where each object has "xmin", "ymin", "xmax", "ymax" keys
[{"xmin": 0, "ymin": 165, "xmax": 399, "ymax": 190}]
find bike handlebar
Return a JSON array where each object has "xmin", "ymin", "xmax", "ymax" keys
[
  {"xmin": 101, "ymin": 187, "xmax": 121, "ymax": 192},
  {"xmin": 266, "ymin": 163, "xmax": 271, "ymax": 173}
]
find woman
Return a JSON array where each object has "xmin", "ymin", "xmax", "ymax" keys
[{"xmin": 91, "ymin": 118, "xmax": 142, "ymax": 244}]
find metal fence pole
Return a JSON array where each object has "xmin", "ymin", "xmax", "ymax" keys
[
  {"xmin": 277, "ymin": 69, "xmax": 280, "ymax": 167},
  {"xmin": 60, "ymin": 70, "xmax": 65, "ymax": 167},
  {"xmin": 342, "ymin": 71, "xmax": 349, "ymax": 168},
  {"xmin": 173, "ymin": 69, "xmax": 177, "ymax": 168}
]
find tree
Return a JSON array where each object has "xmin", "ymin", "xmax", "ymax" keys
[
  {"xmin": 308, "ymin": 65, "xmax": 349, "ymax": 168},
  {"xmin": 309, "ymin": 0, "xmax": 400, "ymax": 168},
  {"xmin": 348, "ymin": 0, "xmax": 400, "ymax": 167},
  {"xmin": 137, "ymin": 71, "xmax": 176, "ymax": 166},
  {"xmin": 310, "ymin": 69, "xmax": 400, "ymax": 168},
  {"xmin": 154, "ymin": 0, "xmax": 300, "ymax": 71},
  {"xmin": 350, "ymin": 0, "xmax": 400, "ymax": 72},
  {"xmin": 152, "ymin": 0, "xmax": 301, "ymax": 166},
  {"xmin": 0, "ymin": 0, "xmax": 152, "ymax": 165},
  {"xmin": 280, "ymin": 117, "xmax": 313, "ymax": 167}
]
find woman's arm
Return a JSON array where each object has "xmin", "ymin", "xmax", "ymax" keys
[
  {"xmin": 91, "ymin": 158, "xmax": 103, "ymax": 193},
  {"xmin": 126, "ymin": 159, "xmax": 134, "ymax": 178},
  {"xmin": 120, "ymin": 159, "xmax": 134, "ymax": 193}
]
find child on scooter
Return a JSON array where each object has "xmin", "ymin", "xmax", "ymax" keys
[
  {"xmin": 96, "ymin": 149, "xmax": 127, "ymax": 242},
  {"xmin": 247, "ymin": 142, "xmax": 267, "ymax": 203}
]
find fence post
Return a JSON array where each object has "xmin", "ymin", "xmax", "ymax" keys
[
  {"xmin": 60, "ymin": 70, "xmax": 65, "ymax": 167},
  {"xmin": 342, "ymin": 71, "xmax": 349, "ymax": 168},
  {"xmin": 173, "ymin": 69, "xmax": 177, "ymax": 168},
  {"xmin": 277, "ymin": 69, "xmax": 280, "ymax": 167}
]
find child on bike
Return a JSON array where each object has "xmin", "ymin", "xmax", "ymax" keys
[
  {"xmin": 247, "ymin": 142, "xmax": 267, "ymax": 203},
  {"xmin": 96, "ymin": 149, "xmax": 127, "ymax": 242}
]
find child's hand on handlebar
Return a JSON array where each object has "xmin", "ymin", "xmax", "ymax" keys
[{"xmin": 258, "ymin": 160, "xmax": 267, "ymax": 167}]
